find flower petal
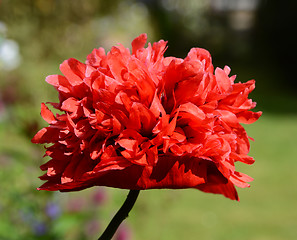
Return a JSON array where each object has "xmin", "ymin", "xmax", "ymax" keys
[
  {"xmin": 41, "ymin": 103, "xmax": 56, "ymax": 124},
  {"xmin": 33, "ymin": 34, "xmax": 260, "ymax": 201},
  {"xmin": 60, "ymin": 58, "xmax": 86, "ymax": 86},
  {"xmin": 132, "ymin": 33, "xmax": 147, "ymax": 55}
]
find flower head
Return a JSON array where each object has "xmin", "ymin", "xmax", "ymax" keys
[{"xmin": 32, "ymin": 34, "xmax": 261, "ymax": 200}]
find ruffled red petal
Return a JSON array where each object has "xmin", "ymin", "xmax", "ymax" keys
[{"xmin": 33, "ymin": 34, "xmax": 261, "ymax": 201}]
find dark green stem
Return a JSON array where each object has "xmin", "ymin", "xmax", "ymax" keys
[{"xmin": 98, "ymin": 190, "xmax": 140, "ymax": 240}]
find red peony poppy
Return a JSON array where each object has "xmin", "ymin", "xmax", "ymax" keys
[{"xmin": 32, "ymin": 34, "xmax": 261, "ymax": 201}]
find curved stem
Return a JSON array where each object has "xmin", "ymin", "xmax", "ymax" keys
[{"xmin": 98, "ymin": 190, "xmax": 140, "ymax": 240}]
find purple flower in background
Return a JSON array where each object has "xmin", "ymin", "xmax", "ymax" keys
[
  {"xmin": 45, "ymin": 202, "xmax": 61, "ymax": 219},
  {"xmin": 32, "ymin": 221, "xmax": 47, "ymax": 236},
  {"xmin": 19, "ymin": 210, "xmax": 47, "ymax": 236}
]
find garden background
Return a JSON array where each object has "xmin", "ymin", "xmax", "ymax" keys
[{"xmin": 1, "ymin": 0, "xmax": 297, "ymax": 239}]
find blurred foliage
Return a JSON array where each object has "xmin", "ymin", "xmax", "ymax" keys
[{"xmin": 0, "ymin": 0, "xmax": 297, "ymax": 239}]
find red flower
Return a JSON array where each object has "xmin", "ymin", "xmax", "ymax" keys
[{"xmin": 32, "ymin": 34, "xmax": 261, "ymax": 201}]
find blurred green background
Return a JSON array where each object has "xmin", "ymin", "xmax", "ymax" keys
[{"xmin": 1, "ymin": 0, "xmax": 297, "ymax": 239}]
